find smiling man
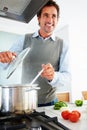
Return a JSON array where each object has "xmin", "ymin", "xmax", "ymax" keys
[
  {"xmin": 37, "ymin": 3, "xmax": 58, "ymax": 38},
  {"xmin": 0, "ymin": 0, "xmax": 71, "ymax": 107}
]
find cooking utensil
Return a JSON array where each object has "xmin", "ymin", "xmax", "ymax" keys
[
  {"xmin": 0, "ymin": 84, "xmax": 40, "ymax": 113},
  {"xmin": 30, "ymin": 69, "xmax": 43, "ymax": 85},
  {"xmin": 25, "ymin": 69, "xmax": 43, "ymax": 92},
  {"xmin": 6, "ymin": 47, "xmax": 31, "ymax": 79}
]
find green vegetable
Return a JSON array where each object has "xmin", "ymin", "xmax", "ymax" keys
[
  {"xmin": 54, "ymin": 101, "xmax": 68, "ymax": 110},
  {"xmin": 75, "ymin": 100, "xmax": 83, "ymax": 106}
]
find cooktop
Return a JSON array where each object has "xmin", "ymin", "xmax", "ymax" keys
[{"xmin": 0, "ymin": 110, "xmax": 70, "ymax": 130}]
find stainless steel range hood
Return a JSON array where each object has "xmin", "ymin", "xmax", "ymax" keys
[{"xmin": 0, "ymin": 0, "xmax": 49, "ymax": 23}]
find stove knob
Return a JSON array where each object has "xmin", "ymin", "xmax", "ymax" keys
[
  {"xmin": 30, "ymin": 121, "xmax": 42, "ymax": 130},
  {"xmin": 30, "ymin": 126, "xmax": 42, "ymax": 130}
]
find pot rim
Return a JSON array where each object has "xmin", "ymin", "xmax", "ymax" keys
[{"xmin": 0, "ymin": 83, "xmax": 38, "ymax": 88}]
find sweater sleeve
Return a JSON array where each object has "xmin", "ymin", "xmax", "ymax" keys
[{"xmin": 48, "ymin": 41, "xmax": 71, "ymax": 88}]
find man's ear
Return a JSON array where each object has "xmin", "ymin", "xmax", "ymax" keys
[{"xmin": 37, "ymin": 16, "xmax": 40, "ymax": 25}]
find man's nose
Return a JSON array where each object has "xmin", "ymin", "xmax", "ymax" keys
[{"xmin": 47, "ymin": 16, "xmax": 53, "ymax": 23}]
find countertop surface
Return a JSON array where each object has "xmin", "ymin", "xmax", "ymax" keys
[{"xmin": 36, "ymin": 102, "xmax": 87, "ymax": 130}]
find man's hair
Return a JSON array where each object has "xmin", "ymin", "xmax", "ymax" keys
[{"xmin": 37, "ymin": 0, "xmax": 60, "ymax": 18}]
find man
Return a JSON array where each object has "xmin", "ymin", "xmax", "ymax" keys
[{"xmin": 0, "ymin": 0, "xmax": 71, "ymax": 106}]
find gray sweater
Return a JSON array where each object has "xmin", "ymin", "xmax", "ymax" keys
[{"xmin": 22, "ymin": 33, "xmax": 63, "ymax": 104}]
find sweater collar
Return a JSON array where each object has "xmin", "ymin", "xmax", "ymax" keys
[{"xmin": 32, "ymin": 30, "xmax": 56, "ymax": 41}]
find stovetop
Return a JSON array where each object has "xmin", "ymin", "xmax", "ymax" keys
[{"xmin": 0, "ymin": 111, "xmax": 70, "ymax": 130}]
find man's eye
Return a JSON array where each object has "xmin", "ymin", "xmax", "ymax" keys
[
  {"xmin": 52, "ymin": 14, "xmax": 56, "ymax": 18},
  {"xmin": 44, "ymin": 14, "xmax": 48, "ymax": 17}
]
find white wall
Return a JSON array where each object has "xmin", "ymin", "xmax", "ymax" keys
[
  {"xmin": 56, "ymin": 0, "xmax": 87, "ymax": 101},
  {"xmin": 0, "ymin": 32, "xmax": 22, "ymax": 84}
]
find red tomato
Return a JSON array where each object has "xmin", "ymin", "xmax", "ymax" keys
[
  {"xmin": 69, "ymin": 111, "xmax": 80, "ymax": 122},
  {"xmin": 61, "ymin": 110, "xmax": 70, "ymax": 120},
  {"xmin": 71, "ymin": 110, "xmax": 81, "ymax": 118}
]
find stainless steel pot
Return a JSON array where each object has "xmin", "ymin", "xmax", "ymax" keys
[{"xmin": 0, "ymin": 84, "xmax": 40, "ymax": 113}]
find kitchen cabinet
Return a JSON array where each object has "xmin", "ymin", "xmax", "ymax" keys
[
  {"xmin": 82, "ymin": 91, "xmax": 87, "ymax": 100},
  {"xmin": 37, "ymin": 102, "xmax": 87, "ymax": 130},
  {"xmin": 56, "ymin": 92, "xmax": 70, "ymax": 102}
]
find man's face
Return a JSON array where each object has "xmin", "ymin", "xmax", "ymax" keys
[{"xmin": 38, "ymin": 6, "xmax": 58, "ymax": 36}]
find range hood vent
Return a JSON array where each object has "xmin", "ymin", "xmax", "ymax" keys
[{"xmin": 0, "ymin": 0, "xmax": 49, "ymax": 23}]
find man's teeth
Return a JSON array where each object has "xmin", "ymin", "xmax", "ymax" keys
[{"xmin": 46, "ymin": 23, "xmax": 52, "ymax": 26}]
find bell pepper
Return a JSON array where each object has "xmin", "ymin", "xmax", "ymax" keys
[
  {"xmin": 75, "ymin": 100, "xmax": 83, "ymax": 106},
  {"xmin": 54, "ymin": 101, "xmax": 68, "ymax": 110}
]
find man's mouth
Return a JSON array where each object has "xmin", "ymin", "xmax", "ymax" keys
[{"xmin": 45, "ymin": 23, "xmax": 53, "ymax": 27}]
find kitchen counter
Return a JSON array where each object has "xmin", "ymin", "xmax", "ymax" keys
[{"xmin": 37, "ymin": 102, "xmax": 87, "ymax": 130}]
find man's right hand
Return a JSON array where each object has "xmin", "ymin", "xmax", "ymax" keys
[{"xmin": 0, "ymin": 51, "xmax": 16, "ymax": 63}]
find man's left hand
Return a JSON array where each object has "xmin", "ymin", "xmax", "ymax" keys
[{"xmin": 41, "ymin": 63, "xmax": 54, "ymax": 81}]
